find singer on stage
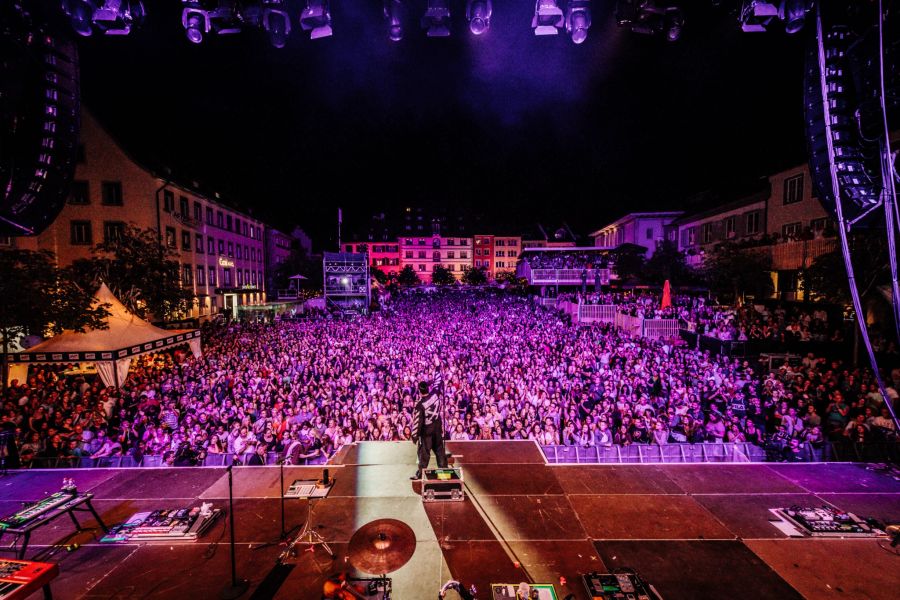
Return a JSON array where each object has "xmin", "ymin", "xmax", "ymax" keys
[{"xmin": 411, "ymin": 354, "xmax": 450, "ymax": 479}]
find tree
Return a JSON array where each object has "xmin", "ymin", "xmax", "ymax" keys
[
  {"xmin": 397, "ymin": 265, "xmax": 421, "ymax": 287},
  {"xmin": 370, "ymin": 268, "xmax": 388, "ymax": 286},
  {"xmin": 67, "ymin": 225, "xmax": 193, "ymax": 321},
  {"xmin": 800, "ymin": 234, "xmax": 890, "ymax": 305},
  {"xmin": 431, "ymin": 265, "xmax": 456, "ymax": 286},
  {"xmin": 644, "ymin": 240, "xmax": 692, "ymax": 286},
  {"xmin": 0, "ymin": 249, "xmax": 110, "ymax": 387},
  {"xmin": 701, "ymin": 243, "xmax": 773, "ymax": 303},
  {"xmin": 494, "ymin": 270, "xmax": 520, "ymax": 286},
  {"xmin": 461, "ymin": 266, "xmax": 488, "ymax": 286},
  {"xmin": 609, "ymin": 243, "xmax": 647, "ymax": 284}
]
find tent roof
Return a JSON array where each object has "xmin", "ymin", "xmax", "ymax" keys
[{"xmin": 8, "ymin": 284, "xmax": 200, "ymax": 364}]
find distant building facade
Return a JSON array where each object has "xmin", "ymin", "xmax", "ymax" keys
[{"xmin": 590, "ymin": 211, "xmax": 683, "ymax": 257}]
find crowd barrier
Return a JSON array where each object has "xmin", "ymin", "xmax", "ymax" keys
[
  {"xmin": 24, "ymin": 451, "xmax": 329, "ymax": 470},
  {"xmin": 641, "ymin": 318, "xmax": 680, "ymax": 340},
  {"xmin": 577, "ymin": 304, "xmax": 617, "ymax": 323}
]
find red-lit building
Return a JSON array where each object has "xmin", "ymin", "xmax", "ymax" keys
[
  {"xmin": 474, "ymin": 234, "xmax": 521, "ymax": 280},
  {"xmin": 341, "ymin": 241, "xmax": 401, "ymax": 276}
]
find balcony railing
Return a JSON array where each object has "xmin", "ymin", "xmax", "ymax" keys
[{"xmin": 524, "ymin": 268, "xmax": 611, "ymax": 285}]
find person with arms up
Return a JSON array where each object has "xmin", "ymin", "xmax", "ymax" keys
[{"xmin": 411, "ymin": 353, "xmax": 450, "ymax": 479}]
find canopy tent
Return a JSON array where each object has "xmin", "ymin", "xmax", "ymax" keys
[{"xmin": 5, "ymin": 284, "xmax": 201, "ymax": 388}]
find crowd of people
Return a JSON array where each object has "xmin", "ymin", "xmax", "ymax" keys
[
  {"xmin": 683, "ymin": 304, "xmax": 844, "ymax": 343},
  {"xmin": 521, "ymin": 251, "xmax": 609, "ymax": 270},
  {"xmin": 2, "ymin": 289, "xmax": 898, "ymax": 468}
]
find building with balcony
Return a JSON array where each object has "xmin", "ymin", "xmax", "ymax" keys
[
  {"xmin": 25, "ymin": 109, "xmax": 266, "ymax": 319},
  {"xmin": 399, "ymin": 234, "xmax": 472, "ymax": 282},
  {"xmin": 670, "ymin": 193, "xmax": 768, "ymax": 267},
  {"xmin": 590, "ymin": 211, "xmax": 683, "ymax": 257}
]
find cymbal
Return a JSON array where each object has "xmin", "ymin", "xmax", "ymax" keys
[{"xmin": 348, "ymin": 519, "xmax": 416, "ymax": 574}]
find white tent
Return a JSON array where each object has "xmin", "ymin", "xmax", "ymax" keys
[{"xmin": 6, "ymin": 284, "xmax": 201, "ymax": 388}]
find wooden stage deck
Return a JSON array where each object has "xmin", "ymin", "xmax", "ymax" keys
[{"xmin": 2, "ymin": 441, "xmax": 898, "ymax": 600}]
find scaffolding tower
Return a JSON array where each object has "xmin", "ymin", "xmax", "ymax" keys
[{"xmin": 323, "ymin": 252, "xmax": 370, "ymax": 315}]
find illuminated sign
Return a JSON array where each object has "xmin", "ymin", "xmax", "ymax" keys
[{"xmin": 218, "ymin": 257, "xmax": 235, "ymax": 268}]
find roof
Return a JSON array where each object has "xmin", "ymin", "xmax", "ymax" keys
[
  {"xmin": 588, "ymin": 211, "xmax": 685, "ymax": 237},
  {"xmin": 670, "ymin": 191, "xmax": 769, "ymax": 226},
  {"xmin": 8, "ymin": 284, "xmax": 199, "ymax": 363}
]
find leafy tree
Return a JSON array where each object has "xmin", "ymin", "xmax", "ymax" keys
[
  {"xmin": 0, "ymin": 249, "xmax": 110, "ymax": 387},
  {"xmin": 461, "ymin": 266, "xmax": 488, "ymax": 286},
  {"xmin": 370, "ymin": 269, "xmax": 388, "ymax": 285},
  {"xmin": 800, "ymin": 234, "xmax": 889, "ymax": 305},
  {"xmin": 644, "ymin": 240, "xmax": 692, "ymax": 286},
  {"xmin": 494, "ymin": 270, "xmax": 519, "ymax": 285},
  {"xmin": 397, "ymin": 265, "xmax": 421, "ymax": 287},
  {"xmin": 609, "ymin": 243, "xmax": 647, "ymax": 284},
  {"xmin": 702, "ymin": 242, "xmax": 773, "ymax": 303},
  {"xmin": 67, "ymin": 224, "xmax": 192, "ymax": 321},
  {"xmin": 432, "ymin": 265, "xmax": 456, "ymax": 286}
]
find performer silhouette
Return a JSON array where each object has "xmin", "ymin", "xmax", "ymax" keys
[{"xmin": 411, "ymin": 355, "xmax": 449, "ymax": 479}]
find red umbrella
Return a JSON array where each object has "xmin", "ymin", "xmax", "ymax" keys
[{"xmin": 661, "ymin": 279, "xmax": 672, "ymax": 309}]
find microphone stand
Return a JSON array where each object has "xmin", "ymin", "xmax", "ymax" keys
[{"xmin": 221, "ymin": 463, "xmax": 249, "ymax": 599}]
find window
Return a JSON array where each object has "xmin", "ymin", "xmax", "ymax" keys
[
  {"xmin": 223, "ymin": 269, "xmax": 232, "ymax": 286},
  {"xmin": 811, "ymin": 217, "xmax": 829, "ymax": 231},
  {"xmin": 701, "ymin": 223, "xmax": 713, "ymax": 244},
  {"xmin": 196, "ymin": 234, "xmax": 204, "ymax": 253},
  {"xmin": 208, "ymin": 237, "xmax": 215, "ymax": 254},
  {"xmin": 226, "ymin": 215, "xmax": 232, "ymax": 231},
  {"xmin": 179, "ymin": 196, "xmax": 189, "ymax": 216},
  {"xmin": 418, "ymin": 264, "xmax": 425, "ymax": 272},
  {"xmin": 459, "ymin": 239, "xmax": 468, "ymax": 246},
  {"xmin": 218, "ymin": 240, "xmax": 225, "ymax": 255},
  {"xmin": 496, "ymin": 261, "xmax": 505, "ymax": 268},
  {"xmin": 243, "ymin": 222, "xmax": 249, "ymax": 237},
  {"xmin": 447, "ymin": 251, "xmax": 455, "ymax": 259},
  {"xmin": 236, "ymin": 245, "xmax": 242, "ymax": 260},
  {"xmin": 197, "ymin": 266, "xmax": 205, "ymax": 286},
  {"xmin": 782, "ymin": 222, "xmax": 802, "ymax": 238},
  {"xmin": 724, "ymin": 216, "xmax": 736, "ymax": 239},
  {"xmin": 101, "ymin": 181, "xmax": 123, "ymax": 206},
  {"xmin": 182, "ymin": 230, "xmax": 191, "ymax": 251},
  {"xmin": 244, "ymin": 245, "xmax": 248, "ymax": 259},
  {"xmin": 784, "ymin": 174, "xmax": 804, "ymax": 205},
  {"xmin": 646, "ymin": 227, "xmax": 653, "ymax": 240},
  {"xmin": 746, "ymin": 211, "xmax": 761, "ymax": 235},
  {"xmin": 495, "ymin": 239, "xmax": 504, "ymax": 247},
  {"xmin": 0, "ymin": 236, "xmax": 10, "ymax": 246},
  {"xmin": 405, "ymin": 250, "xmax": 413, "ymax": 259},
  {"xmin": 447, "ymin": 239, "xmax": 455, "ymax": 246},
  {"xmin": 235, "ymin": 218, "xmax": 241, "ymax": 235},
  {"xmin": 227, "ymin": 242, "xmax": 234, "ymax": 257},
  {"xmin": 208, "ymin": 266, "xmax": 217, "ymax": 286},
  {"xmin": 165, "ymin": 227, "xmax": 176, "ymax": 248},
  {"xmin": 495, "ymin": 250, "xmax": 505, "ymax": 258},
  {"xmin": 418, "ymin": 251, "xmax": 426, "ymax": 259},
  {"xmin": 507, "ymin": 251, "xmax": 516, "ymax": 258},
  {"xmin": 69, "ymin": 180, "xmax": 89, "ymax": 204},
  {"xmin": 236, "ymin": 270, "xmax": 242, "ymax": 286},
  {"xmin": 70, "ymin": 221, "xmax": 92, "ymax": 245},
  {"xmin": 508, "ymin": 239, "xmax": 517, "ymax": 246},
  {"xmin": 460, "ymin": 251, "xmax": 468, "ymax": 259},
  {"xmin": 687, "ymin": 227, "xmax": 697, "ymax": 245},
  {"xmin": 217, "ymin": 211, "xmax": 224, "ymax": 228},
  {"xmin": 164, "ymin": 190, "xmax": 174, "ymax": 213},
  {"xmin": 103, "ymin": 221, "xmax": 124, "ymax": 243},
  {"xmin": 194, "ymin": 201, "xmax": 202, "ymax": 222},
  {"xmin": 182, "ymin": 265, "xmax": 193, "ymax": 286},
  {"xmin": 206, "ymin": 207, "xmax": 213, "ymax": 225}
]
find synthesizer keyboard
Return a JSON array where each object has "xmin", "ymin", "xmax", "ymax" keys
[{"xmin": 0, "ymin": 559, "xmax": 59, "ymax": 599}]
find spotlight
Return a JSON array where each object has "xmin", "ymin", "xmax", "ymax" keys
[
  {"xmin": 465, "ymin": 0, "xmax": 492, "ymax": 36},
  {"xmin": 253, "ymin": 0, "xmax": 291, "ymax": 48},
  {"xmin": 739, "ymin": 1, "xmax": 778, "ymax": 32},
  {"xmin": 532, "ymin": 0, "xmax": 564, "ymax": 36},
  {"xmin": 779, "ymin": 0, "xmax": 808, "ymax": 34},
  {"xmin": 384, "ymin": 0, "xmax": 406, "ymax": 41},
  {"xmin": 62, "ymin": 0, "xmax": 145, "ymax": 36},
  {"xmin": 300, "ymin": 0, "xmax": 333, "ymax": 39},
  {"xmin": 181, "ymin": 1, "xmax": 243, "ymax": 44},
  {"xmin": 421, "ymin": 0, "xmax": 451, "ymax": 37},
  {"xmin": 565, "ymin": 0, "xmax": 591, "ymax": 44},
  {"xmin": 615, "ymin": 1, "xmax": 683, "ymax": 42}
]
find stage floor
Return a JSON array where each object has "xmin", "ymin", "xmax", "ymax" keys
[{"xmin": 3, "ymin": 441, "xmax": 899, "ymax": 600}]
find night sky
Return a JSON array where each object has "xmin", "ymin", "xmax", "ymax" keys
[{"xmin": 76, "ymin": 2, "xmax": 808, "ymax": 247}]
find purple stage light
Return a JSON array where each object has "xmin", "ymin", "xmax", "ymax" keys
[
  {"xmin": 62, "ymin": 0, "xmax": 145, "ymax": 36},
  {"xmin": 532, "ymin": 0, "xmax": 564, "ymax": 36},
  {"xmin": 384, "ymin": 0, "xmax": 405, "ymax": 42},
  {"xmin": 300, "ymin": 0, "xmax": 333, "ymax": 39},
  {"xmin": 565, "ymin": 0, "xmax": 591, "ymax": 45},
  {"xmin": 422, "ymin": 0, "xmax": 451, "ymax": 38},
  {"xmin": 466, "ymin": 0, "xmax": 492, "ymax": 36},
  {"xmin": 180, "ymin": 1, "xmax": 242, "ymax": 44}
]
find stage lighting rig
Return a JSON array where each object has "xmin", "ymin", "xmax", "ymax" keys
[
  {"xmin": 532, "ymin": 0, "xmax": 565, "ymax": 36},
  {"xmin": 384, "ymin": 0, "xmax": 406, "ymax": 41},
  {"xmin": 615, "ymin": 0, "xmax": 683, "ymax": 42},
  {"xmin": 465, "ymin": 0, "xmax": 492, "ymax": 36},
  {"xmin": 62, "ymin": 0, "xmax": 145, "ymax": 36},
  {"xmin": 299, "ymin": 0, "xmax": 333, "ymax": 39},
  {"xmin": 181, "ymin": 1, "xmax": 243, "ymax": 44},
  {"xmin": 244, "ymin": 0, "xmax": 291, "ymax": 47},
  {"xmin": 421, "ymin": 0, "xmax": 451, "ymax": 37},
  {"xmin": 565, "ymin": 0, "xmax": 592, "ymax": 44},
  {"xmin": 739, "ymin": 1, "xmax": 809, "ymax": 33}
]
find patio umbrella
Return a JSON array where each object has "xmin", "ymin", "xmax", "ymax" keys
[{"xmin": 661, "ymin": 279, "xmax": 672, "ymax": 309}]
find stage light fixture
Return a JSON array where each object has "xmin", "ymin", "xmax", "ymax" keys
[
  {"xmin": 181, "ymin": 1, "xmax": 243, "ymax": 44},
  {"xmin": 465, "ymin": 0, "xmax": 492, "ymax": 36},
  {"xmin": 384, "ymin": 0, "xmax": 406, "ymax": 41},
  {"xmin": 532, "ymin": 0, "xmax": 564, "ymax": 36},
  {"xmin": 421, "ymin": 0, "xmax": 451, "ymax": 37},
  {"xmin": 615, "ymin": 1, "xmax": 683, "ymax": 42},
  {"xmin": 247, "ymin": 0, "xmax": 291, "ymax": 47},
  {"xmin": 300, "ymin": 0, "xmax": 333, "ymax": 39},
  {"xmin": 779, "ymin": 0, "xmax": 808, "ymax": 34},
  {"xmin": 565, "ymin": 0, "xmax": 591, "ymax": 44},
  {"xmin": 62, "ymin": 0, "xmax": 145, "ymax": 36}
]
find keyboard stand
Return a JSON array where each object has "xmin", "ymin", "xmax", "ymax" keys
[{"xmin": 0, "ymin": 494, "xmax": 108, "ymax": 560}]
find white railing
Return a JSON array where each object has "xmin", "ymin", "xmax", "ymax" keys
[
  {"xmin": 529, "ymin": 268, "xmax": 611, "ymax": 285},
  {"xmin": 642, "ymin": 319, "xmax": 680, "ymax": 340},
  {"xmin": 577, "ymin": 304, "xmax": 616, "ymax": 323}
]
